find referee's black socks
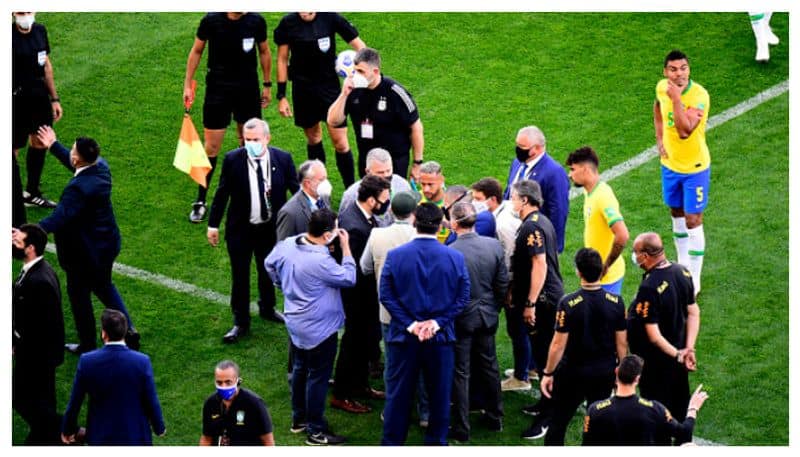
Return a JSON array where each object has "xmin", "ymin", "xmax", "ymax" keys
[
  {"xmin": 335, "ymin": 150, "xmax": 355, "ymax": 188},
  {"xmin": 25, "ymin": 146, "xmax": 47, "ymax": 195},
  {"xmin": 197, "ymin": 155, "xmax": 218, "ymax": 203},
  {"xmin": 307, "ymin": 142, "xmax": 326, "ymax": 163}
]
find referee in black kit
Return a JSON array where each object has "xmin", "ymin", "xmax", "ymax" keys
[
  {"xmin": 184, "ymin": 12, "xmax": 272, "ymax": 223},
  {"xmin": 274, "ymin": 12, "xmax": 365, "ymax": 188},
  {"xmin": 327, "ymin": 47, "xmax": 425, "ymax": 182}
]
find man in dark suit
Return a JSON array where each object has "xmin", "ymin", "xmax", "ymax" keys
[
  {"xmin": 61, "ymin": 309, "xmax": 166, "ymax": 445},
  {"xmin": 331, "ymin": 175, "xmax": 390, "ymax": 413},
  {"xmin": 448, "ymin": 202, "xmax": 509, "ymax": 442},
  {"xmin": 208, "ymin": 117, "xmax": 299, "ymax": 343},
  {"xmin": 12, "ymin": 223, "xmax": 64, "ymax": 445},
  {"xmin": 34, "ymin": 126, "xmax": 139, "ymax": 354},
  {"xmin": 503, "ymin": 125, "xmax": 569, "ymax": 253},
  {"xmin": 275, "ymin": 159, "xmax": 330, "ymax": 241},
  {"xmin": 379, "ymin": 203, "xmax": 471, "ymax": 445}
]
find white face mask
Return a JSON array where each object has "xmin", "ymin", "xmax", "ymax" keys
[
  {"xmin": 325, "ymin": 229, "xmax": 338, "ymax": 245},
  {"xmin": 352, "ymin": 73, "xmax": 370, "ymax": 89},
  {"xmin": 316, "ymin": 179, "xmax": 333, "ymax": 199},
  {"xmin": 15, "ymin": 14, "xmax": 35, "ymax": 30},
  {"xmin": 472, "ymin": 200, "xmax": 488, "ymax": 214},
  {"xmin": 631, "ymin": 251, "xmax": 642, "ymax": 268}
]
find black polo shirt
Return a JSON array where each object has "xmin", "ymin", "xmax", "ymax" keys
[
  {"xmin": 273, "ymin": 12, "xmax": 359, "ymax": 84},
  {"xmin": 202, "ymin": 388, "xmax": 273, "ymax": 446},
  {"xmin": 583, "ymin": 394, "xmax": 694, "ymax": 445},
  {"xmin": 196, "ymin": 13, "xmax": 267, "ymax": 87},
  {"xmin": 12, "ymin": 23, "xmax": 50, "ymax": 96},
  {"xmin": 344, "ymin": 75, "xmax": 419, "ymax": 160},
  {"xmin": 510, "ymin": 210, "xmax": 563, "ymax": 304}
]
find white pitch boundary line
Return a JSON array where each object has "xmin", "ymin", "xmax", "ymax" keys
[{"xmin": 44, "ymin": 80, "xmax": 788, "ymax": 445}]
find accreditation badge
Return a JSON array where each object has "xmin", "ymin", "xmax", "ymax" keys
[
  {"xmin": 317, "ymin": 37, "xmax": 331, "ymax": 53},
  {"xmin": 361, "ymin": 120, "xmax": 374, "ymax": 139},
  {"xmin": 236, "ymin": 410, "xmax": 245, "ymax": 425},
  {"xmin": 377, "ymin": 97, "xmax": 387, "ymax": 112},
  {"xmin": 37, "ymin": 50, "xmax": 47, "ymax": 66},
  {"xmin": 242, "ymin": 38, "xmax": 255, "ymax": 52}
]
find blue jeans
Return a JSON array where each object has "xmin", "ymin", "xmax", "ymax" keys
[
  {"xmin": 382, "ymin": 324, "xmax": 429, "ymax": 422},
  {"xmin": 504, "ymin": 304, "xmax": 533, "ymax": 381},
  {"xmin": 291, "ymin": 332, "xmax": 338, "ymax": 434}
]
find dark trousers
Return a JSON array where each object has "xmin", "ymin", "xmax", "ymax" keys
[
  {"xmin": 65, "ymin": 262, "xmax": 132, "ymax": 350},
  {"xmin": 226, "ymin": 222, "xmax": 276, "ymax": 328},
  {"xmin": 530, "ymin": 299, "xmax": 557, "ymax": 423},
  {"xmin": 505, "ymin": 304, "xmax": 533, "ymax": 380},
  {"xmin": 332, "ymin": 297, "xmax": 374, "ymax": 398},
  {"xmin": 12, "ymin": 154, "xmax": 26, "ymax": 228},
  {"xmin": 382, "ymin": 324, "xmax": 429, "ymax": 422},
  {"xmin": 291, "ymin": 332, "xmax": 338, "ymax": 435},
  {"xmin": 544, "ymin": 369, "xmax": 615, "ymax": 446},
  {"xmin": 451, "ymin": 325, "xmax": 503, "ymax": 438},
  {"xmin": 382, "ymin": 340, "xmax": 454, "ymax": 446},
  {"xmin": 639, "ymin": 360, "xmax": 690, "ymax": 445},
  {"xmin": 13, "ymin": 359, "xmax": 62, "ymax": 445}
]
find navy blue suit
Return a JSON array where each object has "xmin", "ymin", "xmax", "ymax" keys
[
  {"xmin": 39, "ymin": 141, "xmax": 132, "ymax": 350},
  {"xmin": 62, "ymin": 344, "xmax": 165, "ymax": 445},
  {"xmin": 379, "ymin": 237, "xmax": 470, "ymax": 445},
  {"xmin": 208, "ymin": 146, "xmax": 299, "ymax": 328},
  {"xmin": 503, "ymin": 153, "xmax": 570, "ymax": 253}
]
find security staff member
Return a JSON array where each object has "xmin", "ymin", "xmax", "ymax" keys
[
  {"xmin": 539, "ymin": 247, "xmax": 627, "ymax": 446},
  {"xmin": 13, "ymin": 11, "xmax": 63, "ymax": 209},
  {"xmin": 583, "ymin": 355, "xmax": 709, "ymax": 446},
  {"xmin": 200, "ymin": 360, "xmax": 275, "ymax": 446},
  {"xmin": 327, "ymin": 47, "xmax": 424, "ymax": 182},
  {"xmin": 627, "ymin": 232, "xmax": 700, "ymax": 445},
  {"xmin": 274, "ymin": 12, "xmax": 366, "ymax": 188},
  {"xmin": 184, "ymin": 12, "xmax": 272, "ymax": 223}
]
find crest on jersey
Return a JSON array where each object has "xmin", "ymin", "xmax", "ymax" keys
[
  {"xmin": 37, "ymin": 51, "xmax": 47, "ymax": 66},
  {"xmin": 236, "ymin": 410, "xmax": 245, "ymax": 424},
  {"xmin": 377, "ymin": 97, "xmax": 387, "ymax": 111},
  {"xmin": 317, "ymin": 37, "xmax": 331, "ymax": 53},
  {"xmin": 242, "ymin": 38, "xmax": 255, "ymax": 52}
]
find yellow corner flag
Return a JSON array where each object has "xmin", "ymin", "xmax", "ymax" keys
[{"xmin": 174, "ymin": 114, "xmax": 211, "ymax": 187}]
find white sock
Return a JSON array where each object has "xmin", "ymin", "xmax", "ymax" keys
[
  {"xmin": 765, "ymin": 12, "xmax": 780, "ymax": 44},
  {"xmin": 672, "ymin": 217, "xmax": 689, "ymax": 267},
  {"xmin": 750, "ymin": 12, "xmax": 770, "ymax": 61},
  {"xmin": 687, "ymin": 225, "xmax": 705, "ymax": 294}
]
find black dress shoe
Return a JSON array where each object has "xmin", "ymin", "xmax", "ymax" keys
[
  {"xmin": 125, "ymin": 329, "xmax": 141, "ymax": 351},
  {"xmin": 64, "ymin": 343, "xmax": 91, "ymax": 354},
  {"xmin": 260, "ymin": 309, "xmax": 285, "ymax": 324},
  {"xmin": 222, "ymin": 326, "xmax": 248, "ymax": 344}
]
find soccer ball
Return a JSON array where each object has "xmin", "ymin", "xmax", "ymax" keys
[{"xmin": 335, "ymin": 50, "xmax": 357, "ymax": 78}]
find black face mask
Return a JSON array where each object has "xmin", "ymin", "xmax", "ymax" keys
[
  {"xmin": 373, "ymin": 199, "xmax": 390, "ymax": 216},
  {"xmin": 12, "ymin": 244, "xmax": 26, "ymax": 260},
  {"xmin": 516, "ymin": 146, "xmax": 531, "ymax": 163}
]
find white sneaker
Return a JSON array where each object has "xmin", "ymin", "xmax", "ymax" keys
[
  {"xmin": 767, "ymin": 28, "xmax": 780, "ymax": 45},
  {"xmin": 501, "ymin": 376, "xmax": 531, "ymax": 392},
  {"xmin": 503, "ymin": 368, "xmax": 539, "ymax": 381}
]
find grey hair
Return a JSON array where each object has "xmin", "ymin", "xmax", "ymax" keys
[
  {"xmin": 243, "ymin": 118, "xmax": 270, "ymax": 137},
  {"xmin": 511, "ymin": 179, "xmax": 543, "ymax": 208},
  {"xmin": 419, "ymin": 160, "xmax": 443, "ymax": 175},
  {"xmin": 366, "ymin": 148, "xmax": 393, "ymax": 169},
  {"xmin": 517, "ymin": 125, "xmax": 546, "ymax": 149},
  {"xmin": 451, "ymin": 201, "xmax": 477, "ymax": 229},
  {"xmin": 445, "ymin": 185, "xmax": 470, "ymax": 202},
  {"xmin": 298, "ymin": 159, "xmax": 325, "ymax": 181},
  {"xmin": 215, "ymin": 360, "xmax": 240, "ymax": 377}
]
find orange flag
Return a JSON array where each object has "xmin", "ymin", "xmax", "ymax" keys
[{"xmin": 173, "ymin": 81, "xmax": 211, "ymax": 187}]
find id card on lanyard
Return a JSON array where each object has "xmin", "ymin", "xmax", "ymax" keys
[{"xmin": 361, "ymin": 119, "xmax": 374, "ymax": 139}]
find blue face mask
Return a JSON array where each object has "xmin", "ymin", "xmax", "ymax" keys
[
  {"xmin": 216, "ymin": 384, "xmax": 237, "ymax": 400},
  {"xmin": 245, "ymin": 141, "xmax": 263, "ymax": 158}
]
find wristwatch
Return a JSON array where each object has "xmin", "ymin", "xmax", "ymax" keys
[{"xmin": 413, "ymin": 159, "xmax": 424, "ymax": 165}]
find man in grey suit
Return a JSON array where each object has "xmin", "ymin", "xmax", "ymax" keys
[
  {"xmin": 448, "ymin": 201, "xmax": 509, "ymax": 442},
  {"xmin": 339, "ymin": 147, "xmax": 411, "ymax": 223},
  {"xmin": 275, "ymin": 159, "xmax": 330, "ymax": 241}
]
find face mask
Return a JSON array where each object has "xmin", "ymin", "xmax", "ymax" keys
[
  {"xmin": 325, "ymin": 229, "xmax": 339, "ymax": 245},
  {"xmin": 515, "ymin": 146, "xmax": 531, "ymax": 163},
  {"xmin": 472, "ymin": 200, "xmax": 488, "ymax": 214},
  {"xmin": 15, "ymin": 14, "xmax": 35, "ymax": 30},
  {"xmin": 316, "ymin": 179, "xmax": 333, "ymax": 199},
  {"xmin": 245, "ymin": 141, "xmax": 263, "ymax": 158},
  {"xmin": 631, "ymin": 251, "xmax": 642, "ymax": 268},
  {"xmin": 373, "ymin": 199, "xmax": 389, "ymax": 216},
  {"xmin": 12, "ymin": 244, "xmax": 26, "ymax": 260},
  {"xmin": 216, "ymin": 384, "xmax": 237, "ymax": 401},
  {"xmin": 352, "ymin": 73, "xmax": 370, "ymax": 89}
]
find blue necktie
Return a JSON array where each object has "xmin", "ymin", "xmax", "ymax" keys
[
  {"xmin": 318, "ymin": 198, "xmax": 327, "ymax": 210},
  {"xmin": 516, "ymin": 163, "xmax": 528, "ymax": 182},
  {"xmin": 254, "ymin": 159, "xmax": 269, "ymax": 221}
]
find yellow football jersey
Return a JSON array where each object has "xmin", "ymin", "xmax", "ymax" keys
[
  {"xmin": 419, "ymin": 193, "xmax": 449, "ymax": 243},
  {"xmin": 583, "ymin": 182, "xmax": 625, "ymax": 284},
  {"xmin": 656, "ymin": 79, "xmax": 711, "ymax": 174}
]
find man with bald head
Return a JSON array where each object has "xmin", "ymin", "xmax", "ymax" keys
[
  {"xmin": 626, "ymin": 232, "xmax": 700, "ymax": 445},
  {"xmin": 504, "ymin": 126, "xmax": 569, "ymax": 253}
]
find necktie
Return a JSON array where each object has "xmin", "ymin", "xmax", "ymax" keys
[
  {"xmin": 516, "ymin": 163, "xmax": 528, "ymax": 183},
  {"xmin": 254, "ymin": 159, "xmax": 270, "ymax": 221},
  {"xmin": 369, "ymin": 216, "xmax": 377, "ymax": 228},
  {"xmin": 318, "ymin": 198, "xmax": 327, "ymax": 210},
  {"xmin": 15, "ymin": 268, "xmax": 25, "ymax": 287}
]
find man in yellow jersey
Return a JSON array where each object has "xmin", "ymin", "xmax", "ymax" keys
[
  {"xmin": 566, "ymin": 147, "xmax": 629, "ymax": 295},
  {"xmin": 654, "ymin": 50, "xmax": 709, "ymax": 296},
  {"xmin": 417, "ymin": 161, "xmax": 449, "ymax": 243}
]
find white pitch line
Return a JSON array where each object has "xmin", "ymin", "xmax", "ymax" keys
[{"xmin": 44, "ymin": 80, "xmax": 788, "ymax": 445}]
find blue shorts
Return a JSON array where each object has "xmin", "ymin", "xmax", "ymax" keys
[
  {"xmin": 661, "ymin": 166, "xmax": 710, "ymax": 214},
  {"xmin": 601, "ymin": 278, "xmax": 623, "ymax": 296}
]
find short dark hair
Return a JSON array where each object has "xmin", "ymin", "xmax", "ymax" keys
[
  {"xmin": 308, "ymin": 208, "xmax": 337, "ymax": 237},
  {"xmin": 355, "ymin": 47, "xmax": 381, "ymax": 68},
  {"xmin": 215, "ymin": 360, "xmax": 240, "ymax": 377},
  {"xmin": 101, "ymin": 309, "xmax": 128, "ymax": 341},
  {"xmin": 574, "ymin": 247, "xmax": 603, "ymax": 283},
  {"xmin": 357, "ymin": 174, "xmax": 391, "ymax": 203},
  {"xmin": 414, "ymin": 202, "xmax": 443, "ymax": 235},
  {"xmin": 617, "ymin": 355, "xmax": 644, "ymax": 384},
  {"xmin": 664, "ymin": 49, "xmax": 689, "ymax": 67},
  {"xmin": 566, "ymin": 146, "xmax": 599, "ymax": 168},
  {"xmin": 75, "ymin": 137, "xmax": 101, "ymax": 163},
  {"xmin": 471, "ymin": 177, "xmax": 504, "ymax": 203},
  {"xmin": 451, "ymin": 201, "xmax": 476, "ymax": 229},
  {"xmin": 19, "ymin": 223, "xmax": 48, "ymax": 256}
]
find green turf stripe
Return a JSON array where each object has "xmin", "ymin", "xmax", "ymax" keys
[
  {"xmin": 688, "ymin": 250, "xmax": 705, "ymax": 256},
  {"xmin": 673, "ymin": 232, "xmax": 689, "ymax": 238}
]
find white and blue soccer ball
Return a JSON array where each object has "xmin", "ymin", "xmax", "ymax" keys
[{"xmin": 335, "ymin": 50, "xmax": 357, "ymax": 78}]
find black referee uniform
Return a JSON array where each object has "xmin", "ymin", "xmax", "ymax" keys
[
  {"xmin": 544, "ymin": 288, "xmax": 626, "ymax": 445},
  {"xmin": 627, "ymin": 262, "xmax": 695, "ymax": 444},
  {"xmin": 274, "ymin": 12, "xmax": 360, "ymax": 185},
  {"xmin": 582, "ymin": 394, "xmax": 695, "ymax": 445},
  {"xmin": 202, "ymin": 388, "xmax": 274, "ymax": 446}
]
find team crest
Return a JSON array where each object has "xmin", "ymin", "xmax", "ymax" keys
[
  {"xmin": 37, "ymin": 50, "xmax": 47, "ymax": 66},
  {"xmin": 317, "ymin": 37, "xmax": 331, "ymax": 52},
  {"xmin": 242, "ymin": 38, "xmax": 255, "ymax": 52},
  {"xmin": 236, "ymin": 410, "xmax": 245, "ymax": 424},
  {"xmin": 377, "ymin": 97, "xmax": 387, "ymax": 111}
]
